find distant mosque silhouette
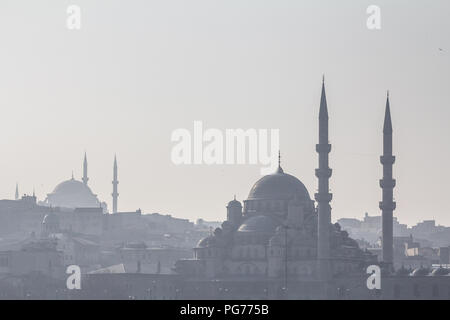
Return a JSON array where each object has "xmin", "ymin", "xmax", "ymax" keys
[{"xmin": 37, "ymin": 153, "xmax": 119, "ymax": 213}]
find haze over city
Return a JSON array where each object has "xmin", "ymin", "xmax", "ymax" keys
[{"xmin": 1, "ymin": 0, "xmax": 449, "ymax": 226}]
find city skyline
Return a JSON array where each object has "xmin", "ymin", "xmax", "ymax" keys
[{"xmin": 1, "ymin": 1, "xmax": 449, "ymax": 226}]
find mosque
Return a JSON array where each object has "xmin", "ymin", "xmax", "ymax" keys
[
  {"xmin": 36, "ymin": 154, "xmax": 119, "ymax": 213},
  {"xmin": 175, "ymin": 80, "xmax": 384, "ymax": 285}
]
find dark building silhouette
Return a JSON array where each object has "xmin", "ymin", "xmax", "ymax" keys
[
  {"xmin": 315, "ymin": 77, "xmax": 333, "ymax": 280},
  {"xmin": 380, "ymin": 93, "xmax": 396, "ymax": 267},
  {"xmin": 174, "ymin": 80, "xmax": 375, "ymax": 294}
]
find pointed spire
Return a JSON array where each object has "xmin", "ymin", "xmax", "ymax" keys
[
  {"xmin": 32, "ymin": 187, "xmax": 35, "ymax": 198},
  {"xmin": 112, "ymin": 154, "xmax": 119, "ymax": 214},
  {"xmin": 278, "ymin": 150, "xmax": 281, "ymax": 167},
  {"xmin": 276, "ymin": 150, "xmax": 284, "ymax": 173},
  {"xmin": 319, "ymin": 75, "xmax": 328, "ymax": 119},
  {"xmin": 71, "ymin": 171, "xmax": 74, "ymax": 180},
  {"xmin": 383, "ymin": 91, "xmax": 393, "ymax": 134},
  {"xmin": 15, "ymin": 183, "xmax": 19, "ymax": 200},
  {"xmin": 82, "ymin": 152, "xmax": 89, "ymax": 185}
]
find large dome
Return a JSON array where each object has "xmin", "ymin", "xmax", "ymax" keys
[
  {"xmin": 45, "ymin": 177, "xmax": 103, "ymax": 209},
  {"xmin": 247, "ymin": 168, "xmax": 311, "ymax": 201},
  {"xmin": 53, "ymin": 179, "xmax": 94, "ymax": 195}
]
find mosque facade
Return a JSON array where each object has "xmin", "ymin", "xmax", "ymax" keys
[
  {"xmin": 174, "ymin": 81, "xmax": 377, "ymax": 283},
  {"xmin": 40, "ymin": 153, "xmax": 111, "ymax": 212}
]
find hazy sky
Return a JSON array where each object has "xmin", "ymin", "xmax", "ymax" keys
[{"xmin": 1, "ymin": 1, "xmax": 449, "ymax": 226}]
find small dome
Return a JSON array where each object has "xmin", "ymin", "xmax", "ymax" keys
[
  {"xmin": 196, "ymin": 236, "xmax": 217, "ymax": 248},
  {"xmin": 431, "ymin": 268, "xmax": 450, "ymax": 276},
  {"xmin": 237, "ymin": 215, "xmax": 281, "ymax": 233},
  {"xmin": 395, "ymin": 266, "xmax": 410, "ymax": 276},
  {"xmin": 247, "ymin": 170, "xmax": 310, "ymax": 201},
  {"xmin": 410, "ymin": 267, "xmax": 430, "ymax": 277},
  {"xmin": 42, "ymin": 213, "xmax": 59, "ymax": 225},
  {"xmin": 227, "ymin": 199, "xmax": 242, "ymax": 207}
]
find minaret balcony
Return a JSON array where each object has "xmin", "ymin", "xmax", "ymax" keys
[
  {"xmin": 316, "ymin": 144, "xmax": 331, "ymax": 153},
  {"xmin": 380, "ymin": 155, "xmax": 395, "ymax": 164},
  {"xmin": 315, "ymin": 168, "xmax": 332, "ymax": 178},
  {"xmin": 379, "ymin": 201, "xmax": 396, "ymax": 211},
  {"xmin": 379, "ymin": 179, "xmax": 396, "ymax": 188},
  {"xmin": 315, "ymin": 193, "xmax": 333, "ymax": 202}
]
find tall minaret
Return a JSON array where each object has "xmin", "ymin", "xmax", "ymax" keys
[
  {"xmin": 15, "ymin": 183, "xmax": 19, "ymax": 200},
  {"xmin": 82, "ymin": 152, "xmax": 89, "ymax": 185},
  {"xmin": 112, "ymin": 155, "xmax": 119, "ymax": 213},
  {"xmin": 315, "ymin": 77, "xmax": 333, "ymax": 280},
  {"xmin": 380, "ymin": 92, "xmax": 396, "ymax": 267}
]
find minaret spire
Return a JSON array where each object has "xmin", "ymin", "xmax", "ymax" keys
[
  {"xmin": 319, "ymin": 77, "xmax": 328, "ymax": 120},
  {"xmin": 383, "ymin": 92, "xmax": 393, "ymax": 134},
  {"xmin": 15, "ymin": 183, "xmax": 19, "ymax": 200},
  {"xmin": 112, "ymin": 155, "xmax": 119, "ymax": 213},
  {"xmin": 82, "ymin": 152, "xmax": 89, "ymax": 185},
  {"xmin": 380, "ymin": 91, "xmax": 396, "ymax": 269},
  {"xmin": 315, "ymin": 78, "xmax": 333, "ymax": 281},
  {"xmin": 278, "ymin": 150, "xmax": 281, "ymax": 167},
  {"xmin": 276, "ymin": 150, "xmax": 284, "ymax": 173}
]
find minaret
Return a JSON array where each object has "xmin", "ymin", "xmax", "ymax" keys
[
  {"xmin": 82, "ymin": 152, "xmax": 89, "ymax": 185},
  {"xmin": 112, "ymin": 155, "xmax": 119, "ymax": 213},
  {"xmin": 380, "ymin": 92, "xmax": 396, "ymax": 267},
  {"xmin": 315, "ymin": 77, "xmax": 333, "ymax": 280},
  {"xmin": 15, "ymin": 183, "xmax": 19, "ymax": 200}
]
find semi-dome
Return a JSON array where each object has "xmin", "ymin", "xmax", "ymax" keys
[
  {"xmin": 237, "ymin": 215, "xmax": 281, "ymax": 233},
  {"xmin": 410, "ymin": 267, "xmax": 430, "ymax": 277},
  {"xmin": 431, "ymin": 267, "xmax": 449, "ymax": 276},
  {"xmin": 196, "ymin": 236, "xmax": 217, "ymax": 248},
  {"xmin": 247, "ymin": 168, "xmax": 311, "ymax": 201}
]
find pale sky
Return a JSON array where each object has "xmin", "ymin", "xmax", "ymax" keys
[{"xmin": 0, "ymin": 1, "xmax": 449, "ymax": 226}]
